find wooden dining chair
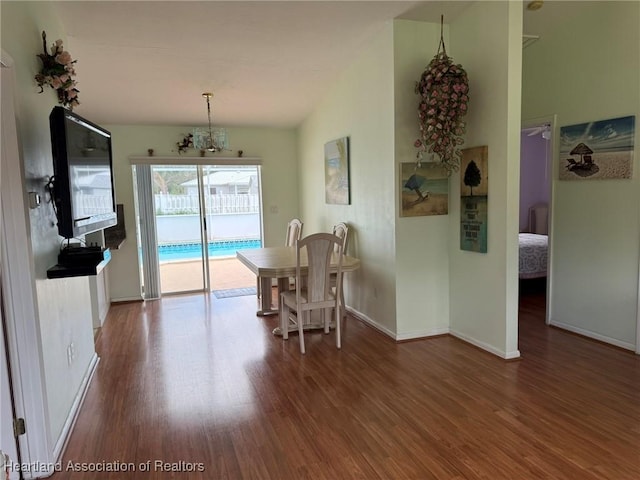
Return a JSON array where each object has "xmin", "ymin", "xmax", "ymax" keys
[
  {"xmin": 285, "ymin": 218, "xmax": 303, "ymax": 247},
  {"xmin": 284, "ymin": 218, "xmax": 303, "ymax": 288},
  {"xmin": 331, "ymin": 222, "xmax": 349, "ymax": 317},
  {"xmin": 280, "ymin": 232, "xmax": 344, "ymax": 354},
  {"xmin": 257, "ymin": 218, "xmax": 304, "ymax": 305}
]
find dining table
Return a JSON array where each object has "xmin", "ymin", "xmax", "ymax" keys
[{"xmin": 236, "ymin": 246, "xmax": 360, "ymax": 332}]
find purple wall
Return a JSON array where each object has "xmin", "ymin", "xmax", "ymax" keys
[{"xmin": 520, "ymin": 131, "xmax": 550, "ymax": 232}]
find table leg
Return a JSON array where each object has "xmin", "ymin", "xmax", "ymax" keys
[
  {"xmin": 256, "ymin": 275, "xmax": 294, "ymax": 316},
  {"xmin": 277, "ymin": 277, "xmax": 290, "ymax": 296},
  {"xmin": 256, "ymin": 276, "xmax": 276, "ymax": 316}
]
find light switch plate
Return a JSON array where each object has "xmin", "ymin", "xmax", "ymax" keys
[{"xmin": 28, "ymin": 191, "xmax": 41, "ymax": 209}]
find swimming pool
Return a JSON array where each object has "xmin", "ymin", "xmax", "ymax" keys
[{"xmin": 158, "ymin": 239, "xmax": 261, "ymax": 262}]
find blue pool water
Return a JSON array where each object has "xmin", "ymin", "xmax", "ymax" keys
[{"xmin": 158, "ymin": 239, "xmax": 261, "ymax": 262}]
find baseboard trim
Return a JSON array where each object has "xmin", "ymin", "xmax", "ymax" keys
[
  {"xmin": 346, "ymin": 306, "xmax": 396, "ymax": 338},
  {"xmin": 345, "ymin": 307, "xmax": 451, "ymax": 342},
  {"xmin": 549, "ymin": 320, "xmax": 635, "ymax": 351},
  {"xmin": 111, "ymin": 296, "xmax": 144, "ymax": 303},
  {"xmin": 396, "ymin": 327, "xmax": 450, "ymax": 341},
  {"xmin": 346, "ymin": 307, "xmax": 521, "ymax": 359},
  {"xmin": 449, "ymin": 329, "xmax": 521, "ymax": 360},
  {"xmin": 52, "ymin": 353, "xmax": 100, "ymax": 461}
]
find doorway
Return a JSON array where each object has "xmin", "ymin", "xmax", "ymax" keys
[
  {"xmin": 520, "ymin": 116, "xmax": 554, "ymax": 321},
  {"xmin": 136, "ymin": 162, "xmax": 263, "ymax": 296}
]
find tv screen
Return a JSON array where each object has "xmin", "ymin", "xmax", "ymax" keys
[{"xmin": 49, "ymin": 106, "xmax": 117, "ymax": 238}]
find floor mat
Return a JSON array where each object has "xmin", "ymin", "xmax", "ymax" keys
[{"xmin": 213, "ymin": 286, "xmax": 257, "ymax": 299}]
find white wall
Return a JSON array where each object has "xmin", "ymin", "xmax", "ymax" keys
[
  {"xmin": 520, "ymin": 132, "xmax": 551, "ymax": 232},
  {"xmin": 393, "ymin": 20, "xmax": 450, "ymax": 338},
  {"xmin": 35, "ymin": 277, "xmax": 93, "ymax": 445},
  {"xmin": 297, "ymin": 9, "xmax": 523, "ymax": 353},
  {"xmin": 1, "ymin": 0, "xmax": 97, "ymax": 454},
  {"xmin": 298, "ymin": 22, "xmax": 398, "ymax": 334},
  {"xmin": 448, "ymin": 1, "xmax": 523, "ymax": 358},
  {"xmin": 522, "ymin": 1, "xmax": 640, "ymax": 349},
  {"xmin": 105, "ymin": 125, "xmax": 298, "ymax": 301}
]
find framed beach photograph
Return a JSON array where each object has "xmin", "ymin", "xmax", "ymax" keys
[
  {"xmin": 559, "ymin": 115, "xmax": 635, "ymax": 180},
  {"xmin": 400, "ymin": 162, "xmax": 449, "ymax": 217},
  {"xmin": 324, "ymin": 137, "xmax": 350, "ymax": 205}
]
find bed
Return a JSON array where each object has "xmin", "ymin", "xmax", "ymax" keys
[
  {"xmin": 519, "ymin": 233, "xmax": 548, "ymax": 279},
  {"xmin": 519, "ymin": 202, "xmax": 548, "ymax": 279}
]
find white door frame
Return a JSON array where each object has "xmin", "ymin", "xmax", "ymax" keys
[
  {"xmin": 130, "ymin": 156, "xmax": 264, "ymax": 297},
  {"xmin": 1, "ymin": 49, "xmax": 53, "ymax": 478},
  {"xmin": 637, "ymin": 243, "xmax": 640, "ymax": 353},
  {"xmin": 521, "ymin": 114, "xmax": 557, "ymax": 326},
  {"xmin": 1, "ymin": 289, "xmax": 19, "ymax": 480}
]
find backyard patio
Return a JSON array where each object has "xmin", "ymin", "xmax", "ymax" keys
[{"xmin": 159, "ymin": 256, "xmax": 257, "ymax": 294}]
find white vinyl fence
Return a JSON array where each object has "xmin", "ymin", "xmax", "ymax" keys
[
  {"xmin": 155, "ymin": 194, "xmax": 259, "ymax": 215},
  {"xmin": 156, "ymin": 214, "xmax": 261, "ymax": 243},
  {"xmin": 76, "ymin": 193, "xmax": 113, "ymax": 215}
]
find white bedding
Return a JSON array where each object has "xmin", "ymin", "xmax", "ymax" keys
[{"xmin": 519, "ymin": 233, "xmax": 548, "ymax": 279}]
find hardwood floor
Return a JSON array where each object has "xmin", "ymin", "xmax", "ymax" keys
[{"xmin": 53, "ymin": 290, "xmax": 640, "ymax": 479}]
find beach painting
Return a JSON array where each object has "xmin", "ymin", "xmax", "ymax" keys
[
  {"xmin": 325, "ymin": 137, "xmax": 350, "ymax": 204},
  {"xmin": 460, "ymin": 146, "xmax": 488, "ymax": 253},
  {"xmin": 400, "ymin": 162, "xmax": 449, "ymax": 217},
  {"xmin": 559, "ymin": 115, "xmax": 635, "ymax": 180}
]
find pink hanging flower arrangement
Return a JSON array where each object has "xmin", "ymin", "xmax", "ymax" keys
[
  {"xmin": 414, "ymin": 19, "xmax": 469, "ymax": 174},
  {"xmin": 35, "ymin": 31, "xmax": 80, "ymax": 110}
]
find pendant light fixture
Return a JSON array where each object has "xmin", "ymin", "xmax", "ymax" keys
[{"xmin": 197, "ymin": 92, "xmax": 227, "ymax": 152}]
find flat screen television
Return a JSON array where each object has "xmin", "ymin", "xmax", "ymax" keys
[{"xmin": 49, "ymin": 106, "xmax": 117, "ymax": 239}]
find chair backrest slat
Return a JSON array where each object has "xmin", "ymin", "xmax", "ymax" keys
[
  {"xmin": 286, "ymin": 218, "xmax": 303, "ymax": 246},
  {"xmin": 296, "ymin": 233, "xmax": 343, "ymax": 304},
  {"xmin": 332, "ymin": 222, "xmax": 349, "ymax": 255}
]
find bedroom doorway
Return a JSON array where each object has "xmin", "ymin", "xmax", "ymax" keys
[{"xmin": 520, "ymin": 116, "xmax": 554, "ymax": 323}]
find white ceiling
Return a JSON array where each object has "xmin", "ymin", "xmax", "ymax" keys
[
  {"xmin": 53, "ymin": 0, "xmax": 554, "ymax": 128},
  {"xmin": 54, "ymin": 1, "xmax": 475, "ymax": 127}
]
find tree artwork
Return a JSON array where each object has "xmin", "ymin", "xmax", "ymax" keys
[
  {"xmin": 463, "ymin": 160, "xmax": 481, "ymax": 196},
  {"xmin": 460, "ymin": 146, "xmax": 488, "ymax": 253}
]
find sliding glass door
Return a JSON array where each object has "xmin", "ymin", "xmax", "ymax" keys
[
  {"xmin": 134, "ymin": 160, "xmax": 263, "ymax": 297},
  {"xmin": 201, "ymin": 165, "xmax": 262, "ymax": 292},
  {"xmin": 153, "ymin": 165, "xmax": 208, "ymax": 294}
]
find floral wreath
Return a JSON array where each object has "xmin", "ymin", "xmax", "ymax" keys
[
  {"xmin": 35, "ymin": 31, "xmax": 79, "ymax": 110},
  {"xmin": 414, "ymin": 18, "xmax": 469, "ymax": 174}
]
